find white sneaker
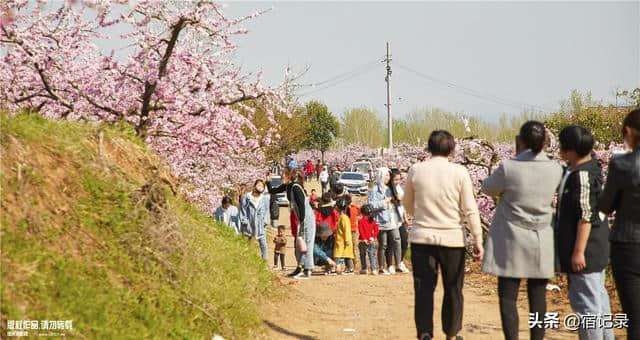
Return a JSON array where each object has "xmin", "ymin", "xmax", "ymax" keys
[
  {"xmin": 388, "ymin": 265, "xmax": 396, "ymax": 274},
  {"xmin": 397, "ymin": 262, "xmax": 410, "ymax": 273}
]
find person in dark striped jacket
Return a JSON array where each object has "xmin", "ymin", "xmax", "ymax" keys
[{"xmin": 556, "ymin": 125, "xmax": 612, "ymax": 340}]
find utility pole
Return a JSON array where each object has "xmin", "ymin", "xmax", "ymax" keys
[{"xmin": 384, "ymin": 42, "xmax": 392, "ymax": 151}]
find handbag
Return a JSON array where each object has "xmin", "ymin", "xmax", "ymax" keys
[{"xmin": 296, "ymin": 236, "xmax": 308, "ymax": 254}]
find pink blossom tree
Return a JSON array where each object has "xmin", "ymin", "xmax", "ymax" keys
[{"xmin": 1, "ymin": 0, "xmax": 292, "ymax": 213}]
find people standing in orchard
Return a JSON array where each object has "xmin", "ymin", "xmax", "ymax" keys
[
  {"xmin": 305, "ymin": 160, "xmax": 314, "ymax": 182},
  {"xmin": 267, "ymin": 169, "xmax": 316, "ymax": 279},
  {"xmin": 358, "ymin": 204, "xmax": 380, "ymax": 275},
  {"xmin": 368, "ymin": 167, "xmax": 402, "ymax": 275},
  {"xmin": 599, "ymin": 108, "xmax": 640, "ymax": 340},
  {"xmin": 480, "ymin": 122, "xmax": 562, "ymax": 340},
  {"xmin": 319, "ymin": 166, "xmax": 329, "ymax": 193},
  {"xmin": 555, "ymin": 125, "xmax": 613, "ymax": 340},
  {"xmin": 387, "ymin": 169, "xmax": 410, "ymax": 273},
  {"xmin": 402, "ymin": 130, "xmax": 484, "ymax": 340},
  {"xmin": 266, "ymin": 171, "xmax": 280, "ymax": 231},
  {"xmin": 239, "ymin": 180, "xmax": 271, "ymax": 260},
  {"xmin": 214, "ymin": 196, "xmax": 240, "ymax": 235},
  {"xmin": 334, "ymin": 197, "xmax": 355, "ymax": 274},
  {"xmin": 316, "ymin": 160, "xmax": 323, "ymax": 182},
  {"xmin": 346, "ymin": 197, "xmax": 361, "ymax": 272}
]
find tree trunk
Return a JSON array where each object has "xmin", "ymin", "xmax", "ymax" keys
[{"xmin": 321, "ymin": 150, "xmax": 325, "ymax": 164}]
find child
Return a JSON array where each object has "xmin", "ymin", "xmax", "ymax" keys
[
  {"xmin": 345, "ymin": 195, "xmax": 361, "ymax": 270},
  {"xmin": 358, "ymin": 204, "xmax": 379, "ymax": 275},
  {"xmin": 273, "ymin": 225, "xmax": 288, "ymax": 271},
  {"xmin": 314, "ymin": 192, "xmax": 339, "ymax": 232},
  {"xmin": 214, "ymin": 196, "xmax": 240, "ymax": 235},
  {"xmin": 557, "ymin": 125, "xmax": 612, "ymax": 340},
  {"xmin": 309, "ymin": 188, "xmax": 318, "ymax": 204},
  {"xmin": 334, "ymin": 197, "xmax": 354, "ymax": 274}
]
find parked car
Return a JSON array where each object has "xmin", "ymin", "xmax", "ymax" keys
[
  {"xmin": 269, "ymin": 176, "xmax": 289, "ymax": 206},
  {"xmin": 338, "ymin": 172, "xmax": 368, "ymax": 195},
  {"xmin": 350, "ymin": 161, "xmax": 373, "ymax": 182}
]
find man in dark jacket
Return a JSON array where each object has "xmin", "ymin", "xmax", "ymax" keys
[
  {"xmin": 267, "ymin": 172, "xmax": 280, "ymax": 230},
  {"xmin": 556, "ymin": 126, "xmax": 613, "ymax": 340}
]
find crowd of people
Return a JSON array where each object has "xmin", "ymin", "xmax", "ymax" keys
[{"xmin": 214, "ymin": 108, "xmax": 640, "ymax": 340}]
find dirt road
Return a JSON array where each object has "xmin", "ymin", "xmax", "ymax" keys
[{"xmin": 259, "ymin": 180, "xmax": 622, "ymax": 340}]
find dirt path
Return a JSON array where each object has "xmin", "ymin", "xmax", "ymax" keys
[{"xmin": 259, "ymin": 180, "xmax": 621, "ymax": 340}]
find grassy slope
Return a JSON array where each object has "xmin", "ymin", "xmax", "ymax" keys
[{"xmin": 0, "ymin": 113, "xmax": 277, "ymax": 339}]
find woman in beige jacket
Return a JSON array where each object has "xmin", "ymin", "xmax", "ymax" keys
[{"xmin": 403, "ymin": 130, "xmax": 483, "ymax": 340}]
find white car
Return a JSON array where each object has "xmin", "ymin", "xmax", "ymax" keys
[
  {"xmin": 350, "ymin": 161, "xmax": 373, "ymax": 182},
  {"xmin": 268, "ymin": 176, "xmax": 289, "ymax": 206},
  {"xmin": 338, "ymin": 172, "xmax": 368, "ymax": 195}
]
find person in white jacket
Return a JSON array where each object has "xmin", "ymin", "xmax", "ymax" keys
[
  {"xmin": 319, "ymin": 166, "xmax": 329, "ymax": 193},
  {"xmin": 214, "ymin": 196, "xmax": 240, "ymax": 234}
]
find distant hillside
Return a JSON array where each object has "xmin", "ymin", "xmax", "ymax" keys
[{"xmin": 1, "ymin": 113, "xmax": 276, "ymax": 339}]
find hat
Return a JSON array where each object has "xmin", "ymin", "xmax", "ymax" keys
[{"xmin": 316, "ymin": 222, "xmax": 333, "ymax": 238}]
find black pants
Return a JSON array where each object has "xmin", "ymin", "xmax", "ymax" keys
[
  {"xmin": 273, "ymin": 253, "xmax": 285, "ymax": 268},
  {"xmin": 321, "ymin": 181, "xmax": 328, "ymax": 193},
  {"xmin": 411, "ymin": 243, "xmax": 465, "ymax": 339},
  {"xmin": 399, "ymin": 225, "xmax": 408, "ymax": 261},
  {"xmin": 497, "ymin": 277, "xmax": 547, "ymax": 340},
  {"xmin": 611, "ymin": 242, "xmax": 640, "ymax": 340}
]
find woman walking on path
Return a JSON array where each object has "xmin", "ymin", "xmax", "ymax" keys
[
  {"xmin": 239, "ymin": 180, "xmax": 271, "ymax": 260},
  {"xmin": 481, "ymin": 121, "xmax": 562, "ymax": 340},
  {"xmin": 267, "ymin": 168, "xmax": 316, "ymax": 279},
  {"xmin": 599, "ymin": 108, "xmax": 640, "ymax": 340},
  {"xmin": 368, "ymin": 167, "xmax": 402, "ymax": 275},
  {"xmin": 402, "ymin": 130, "xmax": 484, "ymax": 340}
]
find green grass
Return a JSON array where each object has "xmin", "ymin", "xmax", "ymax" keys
[{"xmin": 1, "ymin": 112, "xmax": 276, "ymax": 339}]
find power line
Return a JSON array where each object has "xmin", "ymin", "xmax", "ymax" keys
[
  {"xmin": 395, "ymin": 62, "xmax": 556, "ymax": 113},
  {"xmin": 310, "ymin": 60, "xmax": 380, "ymax": 87},
  {"xmin": 298, "ymin": 64, "xmax": 379, "ymax": 97}
]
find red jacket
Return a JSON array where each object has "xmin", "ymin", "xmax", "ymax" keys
[
  {"xmin": 314, "ymin": 205, "xmax": 339, "ymax": 231},
  {"xmin": 358, "ymin": 217, "xmax": 380, "ymax": 241},
  {"xmin": 305, "ymin": 161, "xmax": 314, "ymax": 174}
]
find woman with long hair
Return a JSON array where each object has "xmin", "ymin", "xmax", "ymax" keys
[
  {"xmin": 599, "ymin": 108, "xmax": 640, "ymax": 340},
  {"xmin": 267, "ymin": 168, "xmax": 316, "ymax": 279},
  {"xmin": 239, "ymin": 179, "xmax": 271, "ymax": 260}
]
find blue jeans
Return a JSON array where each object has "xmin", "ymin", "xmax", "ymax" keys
[
  {"xmin": 248, "ymin": 236, "xmax": 268, "ymax": 260},
  {"xmin": 359, "ymin": 241, "xmax": 377, "ymax": 271},
  {"xmin": 294, "ymin": 205, "xmax": 316, "ymax": 271},
  {"xmin": 568, "ymin": 270, "xmax": 614, "ymax": 340}
]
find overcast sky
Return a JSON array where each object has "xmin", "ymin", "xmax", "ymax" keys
[{"xmin": 222, "ymin": 1, "xmax": 639, "ymax": 122}]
